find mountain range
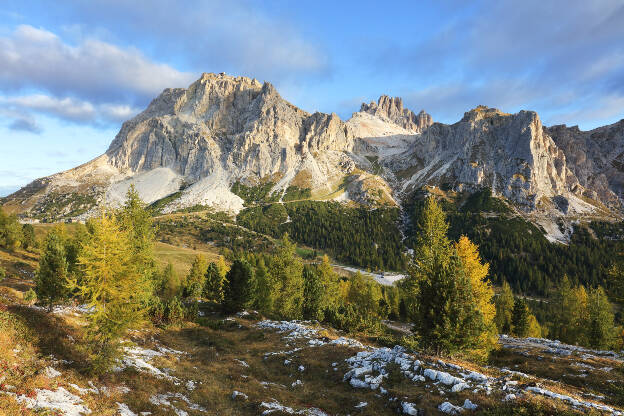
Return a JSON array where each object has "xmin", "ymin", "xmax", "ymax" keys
[{"xmin": 3, "ymin": 72, "xmax": 624, "ymax": 241}]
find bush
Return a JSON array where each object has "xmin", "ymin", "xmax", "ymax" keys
[
  {"xmin": 150, "ymin": 298, "xmax": 165, "ymax": 325},
  {"xmin": 0, "ymin": 266, "xmax": 5, "ymax": 282},
  {"xmin": 165, "ymin": 297, "xmax": 185, "ymax": 325},
  {"xmin": 23, "ymin": 289, "xmax": 37, "ymax": 304}
]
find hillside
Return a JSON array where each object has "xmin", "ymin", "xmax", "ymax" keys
[{"xmin": 1, "ymin": 256, "xmax": 623, "ymax": 415}]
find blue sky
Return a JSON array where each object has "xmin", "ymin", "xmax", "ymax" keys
[{"xmin": 1, "ymin": 0, "xmax": 623, "ymax": 195}]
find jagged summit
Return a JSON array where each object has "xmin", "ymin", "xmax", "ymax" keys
[
  {"xmin": 460, "ymin": 105, "xmax": 512, "ymax": 122},
  {"xmin": 3, "ymin": 72, "xmax": 624, "ymax": 231},
  {"xmin": 360, "ymin": 95, "xmax": 432, "ymax": 133}
]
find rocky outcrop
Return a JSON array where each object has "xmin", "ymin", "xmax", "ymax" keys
[
  {"xmin": 107, "ymin": 73, "xmax": 353, "ymax": 181},
  {"xmin": 385, "ymin": 106, "xmax": 586, "ymax": 212},
  {"xmin": 360, "ymin": 95, "xmax": 432, "ymax": 133},
  {"xmin": 3, "ymin": 73, "xmax": 623, "ymax": 223},
  {"xmin": 546, "ymin": 120, "xmax": 624, "ymax": 211}
]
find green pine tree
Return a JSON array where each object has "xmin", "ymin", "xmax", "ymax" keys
[
  {"xmin": 512, "ymin": 298, "xmax": 530, "ymax": 337},
  {"xmin": 35, "ymin": 226, "xmax": 71, "ymax": 307},
  {"xmin": 252, "ymin": 257, "xmax": 274, "ymax": 313},
  {"xmin": 407, "ymin": 197, "xmax": 486, "ymax": 355},
  {"xmin": 494, "ymin": 281, "xmax": 514, "ymax": 334},
  {"xmin": 184, "ymin": 255, "xmax": 207, "ymax": 299},
  {"xmin": 587, "ymin": 286, "xmax": 616, "ymax": 349},
  {"xmin": 222, "ymin": 258, "xmax": 255, "ymax": 314},
  {"xmin": 204, "ymin": 262, "xmax": 225, "ymax": 303},
  {"xmin": 302, "ymin": 265, "xmax": 324, "ymax": 321}
]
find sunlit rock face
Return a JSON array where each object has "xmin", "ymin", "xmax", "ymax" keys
[{"xmin": 4, "ymin": 73, "xmax": 624, "ymax": 223}]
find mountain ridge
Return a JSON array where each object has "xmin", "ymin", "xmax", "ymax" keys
[{"xmin": 3, "ymin": 72, "xmax": 624, "ymax": 236}]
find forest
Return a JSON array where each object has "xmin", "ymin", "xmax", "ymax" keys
[
  {"xmin": 237, "ymin": 201, "xmax": 407, "ymax": 271},
  {"xmin": 409, "ymin": 189, "xmax": 624, "ymax": 299}
]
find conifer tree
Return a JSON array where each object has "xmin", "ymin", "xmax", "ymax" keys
[
  {"xmin": 587, "ymin": 286, "xmax": 616, "ymax": 349},
  {"xmin": 35, "ymin": 226, "xmax": 71, "ymax": 307},
  {"xmin": 552, "ymin": 276, "xmax": 589, "ymax": 344},
  {"xmin": 222, "ymin": 258, "xmax": 255, "ymax": 314},
  {"xmin": 455, "ymin": 236, "xmax": 497, "ymax": 358},
  {"xmin": 302, "ymin": 265, "xmax": 324, "ymax": 320},
  {"xmin": 316, "ymin": 255, "xmax": 340, "ymax": 309},
  {"xmin": 21, "ymin": 223, "xmax": 36, "ymax": 250},
  {"xmin": 347, "ymin": 272, "xmax": 382, "ymax": 318},
  {"xmin": 117, "ymin": 185, "xmax": 156, "ymax": 288},
  {"xmin": 253, "ymin": 258, "xmax": 274, "ymax": 312},
  {"xmin": 268, "ymin": 234, "xmax": 304, "ymax": 319},
  {"xmin": 69, "ymin": 211, "xmax": 154, "ymax": 373},
  {"xmin": 512, "ymin": 298, "xmax": 530, "ymax": 337},
  {"xmin": 184, "ymin": 255, "xmax": 207, "ymax": 299},
  {"xmin": 160, "ymin": 262, "xmax": 181, "ymax": 299},
  {"xmin": 527, "ymin": 315, "xmax": 542, "ymax": 338},
  {"xmin": 607, "ymin": 264, "xmax": 624, "ymax": 305},
  {"xmin": 204, "ymin": 261, "xmax": 225, "ymax": 303},
  {"xmin": 0, "ymin": 208, "xmax": 22, "ymax": 251},
  {"xmin": 408, "ymin": 197, "xmax": 486, "ymax": 355},
  {"xmin": 494, "ymin": 281, "xmax": 514, "ymax": 334}
]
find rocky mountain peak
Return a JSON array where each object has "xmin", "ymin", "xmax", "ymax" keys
[
  {"xmin": 360, "ymin": 95, "xmax": 432, "ymax": 133},
  {"xmin": 4, "ymin": 72, "xmax": 624, "ymax": 226},
  {"xmin": 460, "ymin": 105, "xmax": 514, "ymax": 123}
]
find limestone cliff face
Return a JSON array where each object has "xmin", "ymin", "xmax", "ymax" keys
[
  {"xmin": 3, "ymin": 74, "xmax": 623, "ymax": 223},
  {"xmin": 390, "ymin": 107, "xmax": 583, "ymax": 211},
  {"xmin": 107, "ymin": 73, "xmax": 353, "ymax": 183},
  {"xmin": 546, "ymin": 120, "xmax": 624, "ymax": 211}
]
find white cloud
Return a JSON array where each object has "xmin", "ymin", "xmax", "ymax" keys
[
  {"xmin": 5, "ymin": 94, "xmax": 95, "ymax": 122},
  {"xmin": 0, "ymin": 25, "xmax": 196, "ymax": 104},
  {"xmin": 51, "ymin": 0, "xmax": 330, "ymax": 80},
  {"xmin": 1, "ymin": 93, "xmax": 142, "ymax": 127}
]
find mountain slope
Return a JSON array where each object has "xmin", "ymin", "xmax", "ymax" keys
[{"xmin": 3, "ymin": 73, "xmax": 623, "ymax": 226}]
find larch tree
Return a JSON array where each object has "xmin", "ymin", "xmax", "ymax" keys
[
  {"xmin": 160, "ymin": 262, "xmax": 181, "ymax": 299},
  {"xmin": 455, "ymin": 236, "xmax": 498, "ymax": 359},
  {"xmin": 552, "ymin": 276, "xmax": 589, "ymax": 345},
  {"xmin": 316, "ymin": 255, "xmax": 340, "ymax": 310},
  {"xmin": 494, "ymin": 281, "xmax": 514, "ymax": 334},
  {"xmin": 21, "ymin": 223, "xmax": 36, "ymax": 250},
  {"xmin": 184, "ymin": 255, "xmax": 207, "ymax": 299},
  {"xmin": 69, "ymin": 211, "xmax": 154, "ymax": 373},
  {"xmin": 269, "ymin": 234, "xmax": 304, "ymax": 319},
  {"xmin": 0, "ymin": 208, "xmax": 22, "ymax": 251}
]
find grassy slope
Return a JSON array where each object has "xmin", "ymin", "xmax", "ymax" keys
[{"xmin": 1, "ymin": 227, "xmax": 622, "ymax": 415}]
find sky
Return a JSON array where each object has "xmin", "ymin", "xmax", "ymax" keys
[{"xmin": 0, "ymin": 0, "xmax": 623, "ymax": 196}]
